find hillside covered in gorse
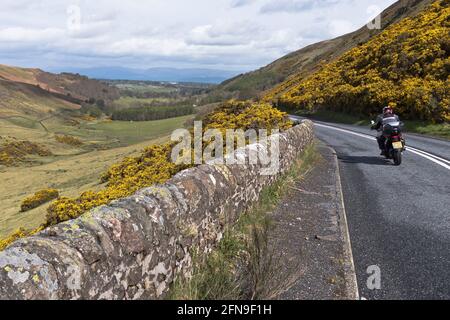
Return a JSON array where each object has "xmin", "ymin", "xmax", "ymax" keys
[
  {"xmin": 213, "ymin": 0, "xmax": 434, "ymax": 100},
  {"xmin": 265, "ymin": 0, "xmax": 449, "ymax": 123}
]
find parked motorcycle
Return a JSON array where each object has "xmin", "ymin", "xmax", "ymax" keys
[{"xmin": 371, "ymin": 120, "xmax": 406, "ymax": 166}]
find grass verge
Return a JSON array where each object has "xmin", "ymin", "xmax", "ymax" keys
[{"xmin": 168, "ymin": 143, "xmax": 320, "ymax": 300}]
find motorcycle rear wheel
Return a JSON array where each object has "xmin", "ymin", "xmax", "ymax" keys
[{"xmin": 393, "ymin": 150, "xmax": 402, "ymax": 166}]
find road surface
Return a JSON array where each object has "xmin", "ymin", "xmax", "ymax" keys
[{"xmin": 291, "ymin": 116, "xmax": 450, "ymax": 300}]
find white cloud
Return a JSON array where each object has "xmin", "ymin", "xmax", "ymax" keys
[
  {"xmin": 0, "ymin": 0, "xmax": 397, "ymax": 72},
  {"xmin": 328, "ymin": 19, "xmax": 356, "ymax": 37},
  {"xmin": 260, "ymin": 0, "xmax": 344, "ymax": 14},
  {"xmin": 0, "ymin": 27, "xmax": 64, "ymax": 42},
  {"xmin": 230, "ymin": 0, "xmax": 256, "ymax": 8}
]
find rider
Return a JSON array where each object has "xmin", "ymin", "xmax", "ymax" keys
[{"xmin": 371, "ymin": 106, "xmax": 400, "ymax": 155}]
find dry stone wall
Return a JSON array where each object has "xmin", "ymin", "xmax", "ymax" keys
[{"xmin": 0, "ymin": 120, "xmax": 314, "ymax": 300}]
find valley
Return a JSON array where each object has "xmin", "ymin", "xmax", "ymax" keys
[{"xmin": 0, "ymin": 67, "xmax": 202, "ymax": 238}]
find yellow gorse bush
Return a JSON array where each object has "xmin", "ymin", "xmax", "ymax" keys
[
  {"xmin": 20, "ymin": 189, "xmax": 59, "ymax": 212},
  {"xmin": 265, "ymin": 0, "xmax": 449, "ymax": 123},
  {"xmin": 55, "ymin": 135, "xmax": 83, "ymax": 147},
  {"xmin": 45, "ymin": 143, "xmax": 187, "ymax": 226},
  {"xmin": 0, "ymin": 140, "xmax": 52, "ymax": 166},
  {"xmin": 0, "ymin": 227, "xmax": 45, "ymax": 252},
  {"xmin": 0, "ymin": 101, "xmax": 291, "ymax": 250},
  {"xmin": 45, "ymin": 100, "xmax": 291, "ymax": 226}
]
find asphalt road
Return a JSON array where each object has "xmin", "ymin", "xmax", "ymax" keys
[{"xmin": 291, "ymin": 116, "xmax": 450, "ymax": 300}]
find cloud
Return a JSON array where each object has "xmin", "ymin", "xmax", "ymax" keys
[
  {"xmin": 0, "ymin": 27, "xmax": 64, "ymax": 43},
  {"xmin": 327, "ymin": 19, "xmax": 356, "ymax": 37},
  {"xmin": 261, "ymin": 0, "xmax": 344, "ymax": 14},
  {"xmin": 0, "ymin": 0, "xmax": 398, "ymax": 71},
  {"xmin": 187, "ymin": 21, "xmax": 262, "ymax": 46},
  {"xmin": 230, "ymin": 0, "xmax": 256, "ymax": 8}
]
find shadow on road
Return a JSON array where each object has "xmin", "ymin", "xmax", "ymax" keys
[{"xmin": 338, "ymin": 155, "xmax": 391, "ymax": 166}]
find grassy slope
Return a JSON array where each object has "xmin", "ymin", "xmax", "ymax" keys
[
  {"xmin": 214, "ymin": 0, "xmax": 434, "ymax": 98},
  {"xmin": 0, "ymin": 115, "xmax": 193, "ymax": 238},
  {"xmin": 0, "ymin": 64, "xmax": 197, "ymax": 238},
  {"xmin": 0, "ymin": 79, "xmax": 80, "ymax": 118},
  {"xmin": 0, "ymin": 63, "xmax": 120, "ymax": 101}
]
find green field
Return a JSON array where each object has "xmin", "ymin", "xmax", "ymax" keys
[
  {"xmin": 0, "ymin": 114, "xmax": 194, "ymax": 239},
  {"xmin": 82, "ymin": 115, "xmax": 192, "ymax": 146},
  {"xmin": 112, "ymin": 96, "xmax": 173, "ymax": 108}
]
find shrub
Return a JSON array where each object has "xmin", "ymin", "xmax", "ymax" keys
[
  {"xmin": 55, "ymin": 135, "xmax": 83, "ymax": 147},
  {"xmin": 45, "ymin": 100, "xmax": 291, "ymax": 227},
  {"xmin": 1, "ymin": 100, "xmax": 291, "ymax": 249},
  {"xmin": 0, "ymin": 140, "xmax": 52, "ymax": 166},
  {"xmin": 20, "ymin": 189, "xmax": 60, "ymax": 212},
  {"xmin": 0, "ymin": 151, "xmax": 13, "ymax": 166},
  {"xmin": 0, "ymin": 228, "xmax": 27, "ymax": 251},
  {"xmin": 265, "ymin": 0, "xmax": 450, "ymax": 123},
  {"xmin": 80, "ymin": 103, "xmax": 103, "ymax": 118},
  {"xmin": 0, "ymin": 226, "xmax": 44, "ymax": 251}
]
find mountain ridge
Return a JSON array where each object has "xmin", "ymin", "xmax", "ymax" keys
[{"xmin": 0, "ymin": 64, "xmax": 119, "ymax": 119}]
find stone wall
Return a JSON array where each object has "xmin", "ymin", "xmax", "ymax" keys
[{"xmin": 0, "ymin": 120, "xmax": 314, "ymax": 300}]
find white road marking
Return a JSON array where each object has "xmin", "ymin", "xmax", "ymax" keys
[
  {"xmin": 314, "ymin": 122, "xmax": 450, "ymax": 171},
  {"xmin": 406, "ymin": 146, "xmax": 450, "ymax": 165}
]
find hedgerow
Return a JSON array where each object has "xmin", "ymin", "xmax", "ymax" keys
[{"xmin": 265, "ymin": 0, "xmax": 449, "ymax": 123}]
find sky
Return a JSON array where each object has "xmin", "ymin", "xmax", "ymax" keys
[{"xmin": 0, "ymin": 0, "xmax": 397, "ymax": 74}]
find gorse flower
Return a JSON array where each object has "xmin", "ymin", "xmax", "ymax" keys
[
  {"xmin": 264, "ymin": 0, "xmax": 449, "ymax": 123},
  {"xmin": 20, "ymin": 189, "xmax": 59, "ymax": 212},
  {"xmin": 0, "ymin": 100, "xmax": 291, "ymax": 250}
]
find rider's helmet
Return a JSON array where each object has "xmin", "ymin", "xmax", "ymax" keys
[{"xmin": 383, "ymin": 106, "xmax": 393, "ymax": 115}]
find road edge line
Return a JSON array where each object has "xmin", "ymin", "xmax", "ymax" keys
[{"xmin": 327, "ymin": 145, "xmax": 360, "ymax": 300}]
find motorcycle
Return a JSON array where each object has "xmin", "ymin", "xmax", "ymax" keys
[{"xmin": 371, "ymin": 120, "xmax": 406, "ymax": 166}]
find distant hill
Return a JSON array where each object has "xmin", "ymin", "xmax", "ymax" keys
[
  {"xmin": 213, "ymin": 0, "xmax": 434, "ymax": 99},
  {"xmin": 266, "ymin": 0, "xmax": 449, "ymax": 123},
  {"xmin": 0, "ymin": 64, "xmax": 120, "ymax": 119},
  {"xmin": 49, "ymin": 67, "xmax": 241, "ymax": 84}
]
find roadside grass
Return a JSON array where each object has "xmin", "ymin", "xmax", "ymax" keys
[
  {"xmin": 295, "ymin": 110, "xmax": 450, "ymax": 140},
  {"xmin": 403, "ymin": 121, "xmax": 450, "ymax": 139},
  {"xmin": 169, "ymin": 143, "xmax": 320, "ymax": 300}
]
